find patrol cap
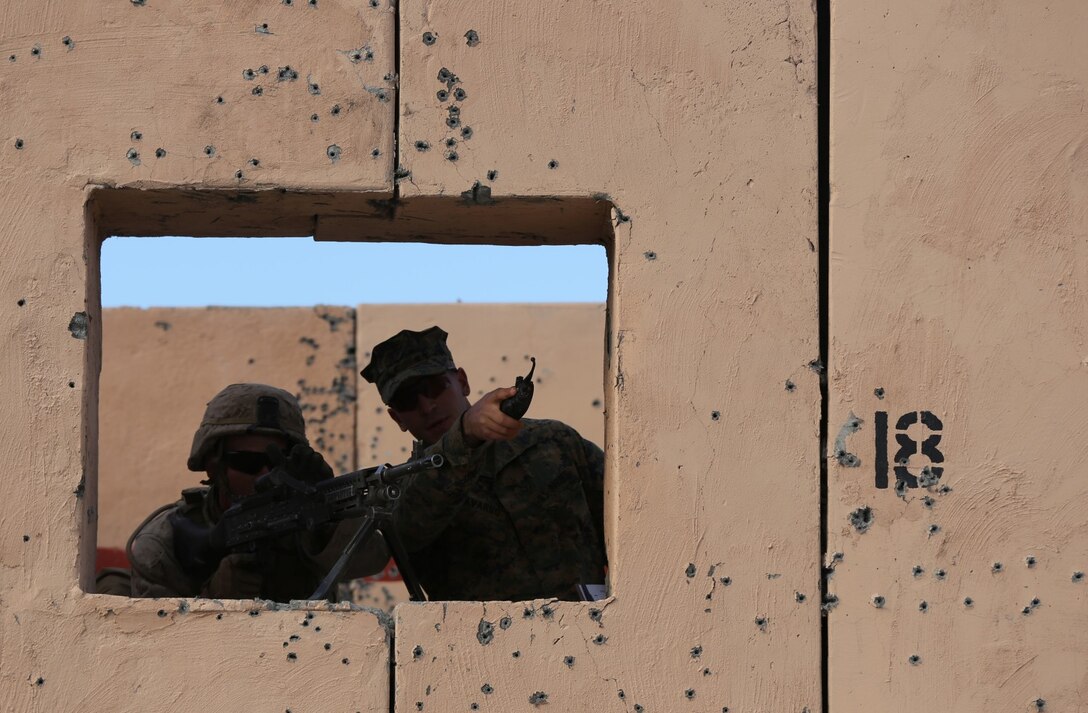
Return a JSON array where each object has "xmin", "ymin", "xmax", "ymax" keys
[
  {"xmin": 361, "ymin": 326, "xmax": 456, "ymax": 405},
  {"xmin": 187, "ymin": 383, "xmax": 308, "ymax": 471}
]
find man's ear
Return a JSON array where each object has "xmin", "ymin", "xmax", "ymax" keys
[
  {"xmin": 387, "ymin": 407, "xmax": 410, "ymax": 433},
  {"xmin": 455, "ymin": 367, "xmax": 470, "ymax": 396}
]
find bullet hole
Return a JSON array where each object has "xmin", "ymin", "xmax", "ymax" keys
[
  {"xmin": 243, "ymin": 68, "xmax": 256, "ymax": 80},
  {"xmin": 871, "ymin": 595, "xmax": 885, "ymax": 608},
  {"xmin": 30, "ymin": 45, "xmax": 41, "ymax": 57},
  {"xmin": 481, "ymin": 684, "xmax": 493, "ymax": 695},
  {"xmin": 592, "ymin": 634, "xmax": 607, "ymax": 645},
  {"xmin": 14, "ymin": 138, "xmax": 25, "ymax": 150},
  {"xmin": 512, "ymin": 650, "xmax": 521, "ymax": 658},
  {"xmin": 487, "ymin": 169, "xmax": 498, "ymax": 181},
  {"xmin": 414, "ymin": 140, "xmax": 430, "ymax": 152},
  {"xmin": 126, "ymin": 148, "xmax": 140, "ymax": 166},
  {"xmin": 963, "ymin": 597, "xmax": 974, "ymax": 607},
  {"xmin": 341, "ymin": 658, "xmax": 349, "ymax": 664},
  {"xmin": 8, "ymin": 54, "xmax": 14, "ymax": 61},
  {"xmin": 618, "ymin": 690, "xmax": 625, "ymax": 700},
  {"xmin": 204, "ymin": 145, "xmax": 216, "ymax": 157},
  {"xmin": 349, "ymin": 49, "xmax": 363, "ymax": 62},
  {"xmin": 62, "ymin": 36, "xmax": 74, "ymax": 50},
  {"xmin": 918, "ymin": 600, "xmax": 928, "ymax": 612},
  {"xmin": 644, "ymin": 251, "xmax": 657, "ymax": 261},
  {"xmin": 22, "ymin": 534, "xmax": 29, "ymax": 542},
  {"xmin": 470, "ymin": 705, "xmax": 479, "ymax": 711},
  {"xmin": 894, "ymin": 479, "xmax": 908, "ymax": 498},
  {"xmin": 311, "ymin": 113, "xmax": 320, "ymax": 122},
  {"xmin": 308, "ymin": 0, "xmax": 316, "ymax": 6},
  {"xmin": 822, "ymin": 593, "xmax": 840, "ymax": 612},
  {"xmin": 795, "ymin": 592, "xmax": 807, "ymax": 603},
  {"xmin": 807, "ymin": 358, "xmax": 824, "ymax": 373},
  {"xmin": 874, "ymin": 387, "xmax": 885, "ymax": 399},
  {"xmin": 234, "ymin": 170, "xmax": 244, "ymax": 180},
  {"xmin": 720, "ymin": 576, "xmax": 732, "ymax": 586},
  {"xmin": 461, "ymin": 126, "xmax": 474, "ymax": 140},
  {"xmin": 563, "ymin": 655, "xmax": 575, "ymax": 668},
  {"xmin": 908, "ymin": 655, "xmax": 921, "ymax": 666},
  {"xmin": 685, "ymin": 563, "xmax": 697, "ymax": 578},
  {"xmin": 422, "ymin": 32, "xmax": 437, "ymax": 45},
  {"xmin": 453, "ymin": 87, "xmax": 467, "ymax": 101},
  {"xmin": 284, "ymin": 0, "xmax": 292, "ymax": 4},
  {"xmin": 785, "ymin": 379, "xmax": 796, "ymax": 392},
  {"xmin": 690, "ymin": 645, "xmax": 702, "ymax": 658},
  {"xmin": 249, "ymin": 158, "xmax": 260, "ymax": 167},
  {"xmin": 414, "ymin": 706, "xmax": 422, "ymax": 713},
  {"xmin": 1073, "ymin": 571, "xmax": 1085, "ymax": 582},
  {"xmin": 412, "ymin": 645, "xmax": 423, "ymax": 659},
  {"xmin": 68, "ymin": 381, "xmax": 75, "ymax": 388},
  {"xmin": 634, "ymin": 707, "xmax": 644, "ymax": 713},
  {"xmin": 445, "ymin": 150, "xmax": 459, "ymax": 162},
  {"xmin": 922, "ymin": 496, "xmax": 935, "ymax": 509},
  {"xmin": 685, "ymin": 689, "xmax": 696, "ymax": 700},
  {"xmin": 934, "ymin": 569, "xmax": 946, "ymax": 580},
  {"xmin": 308, "ymin": 81, "xmax": 320, "ymax": 95},
  {"xmin": 992, "ymin": 562, "xmax": 1004, "ymax": 573},
  {"xmin": 155, "ymin": 148, "xmax": 166, "ymax": 158},
  {"xmin": 216, "ymin": 613, "xmax": 223, "ymax": 620},
  {"xmin": 446, "ymin": 115, "xmax": 461, "ymax": 129},
  {"xmin": 252, "ymin": 86, "xmax": 264, "ymax": 96},
  {"xmin": 755, "ymin": 617, "xmax": 768, "ymax": 631},
  {"xmin": 35, "ymin": 677, "xmax": 44, "ymax": 686},
  {"xmin": 529, "ymin": 692, "xmax": 548, "ymax": 707},
  {"xmin": 919, "ymin": 466, "xmax": 941, "ymax": 488},
  {"xmin": 927, "ymin": 524, "xmax": 940, "ymax": 536},
  {"xmin": 912, "ymin": 565, "xmax": 924, "ymax": 577},
  {"xmin": 1035, "ymin": 698, "xmax": 1046, "ymax": 710},
  {"xmin": 547, "ymin": 159, "xmax": 559, "ymax": 169},
  {"xmin": 709, "ymin": 410, "xmax": 721, "ymax": 422},
  {"xmin": 277, "ymin": 66, "xmax": 299, "ymax": 81},
  {"xmin": 68, "ymin": 312, "xmax": 89, "ymax": 340},
  {"xmin": 157, "ymin": 609, "xmax": 167, "ymax": 617},
  {"xmin": 849, "ymin": 506, "xmax": 873, "ymax": 533},
  {"xmin": 248, "ymin": 609, "xmax": 260, "ymax": 617},
  {"xmin": 437, "ymin": 67, "xmax": 452, "ymax": 82},
  {"xmin": 326, "ymin": 144, "xmax": 341, "ymax": 162},
  {"xmin": 588, "ymin": 608, "xmax": 602, "ymax": 623},
  {"xmin": 369, "ymin": 0, "xmax": 379, "ymax": 6},
  {"xmin": 591, "ymin": 399, "xmax": 602, "ymax": 408},
  {"xmin": 1026, "ymin": 556, "xmax": 1036, "ymax": 568},
  {"xmin": 476, "ymin": 619, "xmax": 494, "ymax": 645},
  {"xmin": 499, "ymin": 616, "xmax": 512, "ymax": 630},
  {"xmin": 395, "ymin": 165, "xmax": 412, "ymax": 182},
  {"xmin": 371, "ymin": 148, "xmax": 380, "ymax": 158},
  {"xmin": 287, "ymin": 652, "xmax": 297, "ymax": 661},
  {"xmin": 938, "ymin": 484, "xmax": 952, "ymax": 494},
  {"xmin": 331, "ymin": 104, "xmax": 342, "ymax": 116}
]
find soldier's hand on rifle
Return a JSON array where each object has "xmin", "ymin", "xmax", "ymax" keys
[
  {"xmin": 169, "ymin": 512, "xmax": 228, "ymax": 577},
  {"xmin": 462, "ymin": 387, "xmax": 522, "ymax": 446},
  {"xmin": 204, "ymin": 553, "xmax": 264, "ymax": 599},
  {"xmin": 265, "ymin": 443, "xmax": 335, "ymax": 485}
]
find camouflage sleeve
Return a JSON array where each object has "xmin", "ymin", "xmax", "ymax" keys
[
  {"xmin": 128, "ymin": 507, "xmax": 200, "ymax": 598},
  {"xmin": 302, "ymin": 520, "xmax": 391, "ymax": 581},
  {"xmin": 392, "ymin": 412, "xmax": 486, "ymax": 552},
  {"xmin": 580, "ymin": 437, "xmax": 606, "ymax": 551}
]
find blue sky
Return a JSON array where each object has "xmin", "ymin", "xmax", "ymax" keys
[{"xmin": 101, "ymin": 237, "xmax": 607, "ymax": 307}]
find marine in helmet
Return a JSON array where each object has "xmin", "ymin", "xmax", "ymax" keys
[
  {"xmin": 362, "ymin": 326, "xmax": 607, "ymax": 601},
  {"xmin": 123, "ymin": 383, "xmax": 387, "ymax": 601}
]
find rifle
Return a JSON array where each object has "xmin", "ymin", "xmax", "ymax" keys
[{"xmin": 219, "ymin": 453, "xmax": 444, "ymax": 601}]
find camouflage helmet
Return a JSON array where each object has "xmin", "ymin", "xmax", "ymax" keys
[
  {"xmin": 187, "ymin": 383, "xmax": 308, "ymax": 471},
  {"xmin": 361, "ymin": 326, "xmax": 456, "ymax": 405}
]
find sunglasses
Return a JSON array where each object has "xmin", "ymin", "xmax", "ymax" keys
[
  {"xmin": 222, "ymin": 450, "xmax": 273, "ymax": 475},
  {"xmin": 389, "ymin": 372, "xmax": 452, "ymax": 411}
]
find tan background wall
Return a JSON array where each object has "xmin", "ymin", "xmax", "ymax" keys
[{"xmin": 829, "ymin": 1, "xmax": 1088, "ymax": 710}]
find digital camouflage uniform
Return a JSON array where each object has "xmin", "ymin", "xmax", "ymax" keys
[
  {"xmin": 363, "ymin": 327, "xmax": 607, "ymax": 601},
  {"xmin": 128, "ymin": 383, "xmax": 386, "ymax": 600}
]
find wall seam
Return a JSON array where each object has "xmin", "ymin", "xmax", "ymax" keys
[{"xmin": 817, "ymin": 0, "xmax": 832, "ymax": 712}]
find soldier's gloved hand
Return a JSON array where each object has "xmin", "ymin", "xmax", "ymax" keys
[
  {"xmin": 203, "ymin": 553, "xmax": 264, "ymax": 599},
  {"xmin": 267, "ymin": 443, "xmax": 334, "ymax": 485},
  {"xmin": 169, "ymin": 511, "xmax": 228, "ymax": 577}
]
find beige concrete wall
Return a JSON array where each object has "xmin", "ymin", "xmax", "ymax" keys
[
  {"xmin": 829, "ymin": 1, "xmax": 1088, "ymax": 710},
  {"xmin": 0, "ymin": 2, "xmax": 822, "ymax": 713}
]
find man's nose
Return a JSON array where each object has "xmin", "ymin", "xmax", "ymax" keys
[{"xmin": 417, "ymin": 393, "xmax": 438, "ymax": 414}]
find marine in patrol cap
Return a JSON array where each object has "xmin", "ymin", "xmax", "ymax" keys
[
  {"xmin": 187, "ymin": 383, "xmax": 308, "ymax": 471},
  {"xmin": 361, "ymin": 326, "xmax": 456, "ymax": 405}
]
